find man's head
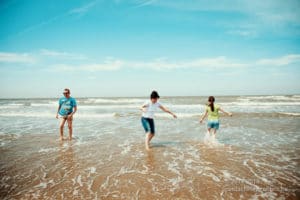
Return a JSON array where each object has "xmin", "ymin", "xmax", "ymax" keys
[
  {"xmin": 150, "ymin": 90, "xmax": 160, "ymax": 103},
  {"xmin": 63, "ymin": 88, "xmax": 70, "ymax": 98}
]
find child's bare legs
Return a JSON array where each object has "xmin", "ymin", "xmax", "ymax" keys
[
  {"xmin": 207, "ymin": 128, "xmax": 217, "ymax": 139},
  {"xmin": 145, "ymin": 133, "xmax": 154, "ymax": 150},
  {"xmin": 211, "ymin": 129, "xmax": 217, "ymax": 139}
]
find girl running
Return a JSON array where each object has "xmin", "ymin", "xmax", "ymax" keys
[
  {"xmin": 200, "ymin": 96, "xmax": 232, "ymax": 138},
  {"xmin": 141, "ymin": 91, "xmax": 177, "ymax": 150}
]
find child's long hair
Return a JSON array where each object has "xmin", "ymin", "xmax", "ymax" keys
[{"xmin": 208, "ymin": 96, "xmax": 215, "ymax": 111}]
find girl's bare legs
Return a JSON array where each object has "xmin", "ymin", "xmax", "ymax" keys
[
  {"xmin": 211, "ymin": 129, "xmax": 217, "ymax": 139},
  {"xmin": 207, "ymin": 128, "xmax": 217, "ymax": 140},
  {"xmin": 145, "ymin": 133, "xmax": 154, "ymax": 150},
  {"xmin": 207, "ymin": 128, "xmax": 211, "ymax": 135}
]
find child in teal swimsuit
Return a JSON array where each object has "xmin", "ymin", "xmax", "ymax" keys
[{"xmin": 200, "ymin": 96, "xmax": 232, "ymax": 138}]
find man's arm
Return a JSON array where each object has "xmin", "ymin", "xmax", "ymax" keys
[
  {"xmin": 68, "ymin": 106, "xmax": 77, "ymax": 118},
  {"xmin": 56, "ymin": 105, "xmax": 61, "ymax": 119}
]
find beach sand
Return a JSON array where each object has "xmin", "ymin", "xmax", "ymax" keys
[
  {"xmin": 0, "ymin": 96, "xmax": 300, "ymax": 199},
  {"xmin": 0, "ymin": 133, "xmax": 299, "ymax": 199}
]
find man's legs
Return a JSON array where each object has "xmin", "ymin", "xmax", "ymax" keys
[
  {"xmin": 59, "ymin": 118, "xmax": 67, "ymax": 141},
  {"xmin": 67, "ymin": 117, "xmax": 73, "ymax": 140}
]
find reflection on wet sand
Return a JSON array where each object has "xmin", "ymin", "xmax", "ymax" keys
[
  {"xmin": 0, "ymin": 133, "xmax": 299, "ymax": 199},
  {"xmin": 146, "ymin": 151, "xmax": 156, "ymax": 171}
]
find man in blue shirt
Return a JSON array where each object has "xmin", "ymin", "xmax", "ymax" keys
[{"xmin": 56, "ymin": 88, "xmax": 77, "ymax": 141}]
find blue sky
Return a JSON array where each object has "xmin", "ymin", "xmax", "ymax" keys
[{"xmin": 0, "ymin": 0, "xmax": 300, "ymax": 98}]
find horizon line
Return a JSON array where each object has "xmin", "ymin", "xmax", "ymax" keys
[{"xmin": 0, "ymin": 93, "xmax": 299, "ymax": 99}]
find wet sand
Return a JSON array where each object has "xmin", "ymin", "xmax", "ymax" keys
[
  {"xmin": 1, "ymin": 96, "xmax": 300, "ymax": 199},
  {"xmin": 1, "ymin": 134, "xmax": 299, "ymax": 200}
]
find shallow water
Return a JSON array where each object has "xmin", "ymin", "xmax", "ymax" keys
[{"xmin": 0, "ymin": 95, "xmax": 299, "ymax": 199}]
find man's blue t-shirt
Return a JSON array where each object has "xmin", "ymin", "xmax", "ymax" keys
[{"xmin": 58, "ymin": 97, "xmax": 77, "ymax": 116}]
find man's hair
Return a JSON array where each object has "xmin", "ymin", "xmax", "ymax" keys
[{"xmin": 64, "ymin": 88, "xmax": 70, "ymax": 93}]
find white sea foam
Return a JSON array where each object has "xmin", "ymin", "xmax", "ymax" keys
[
  {"xmin": 118, "ymin": 140, "xmax": 132, "ymax": 155},
  {"xmin": 155, "ymin": 113, "xmax": 200, "ymax": 118},
  {"xmin": 0, "ymin": 112, "xmax": 119, "ymax": 118},
  {"xmin": 89, "ymin": 167, "xmax": 96, "ymax": 174},
  {"xmin": 221, "ymin": 170, "xmax": 231, "ymax": 179},
  {"xmin": 31, "ymin": 102, "xmax": 57, "ymax": 107},
  {"xmin": 35, "ymin": 182, "xmax": 47, "ymax": 189},
  {"xmin": 77, "ymin": 113, "xmax": 119, "ymax": 118},
  {"xmin": 221, "ymin": 101, "xmax": 300, "ymax": 106},
  {"xmin": 278, "ymin": 112, "xmax": 300, "ymax": 116},
  {"xmin": 84, "ymin": 98, "xmax": 144, "ymax": 104},
  {"xmin": 238, "ymin": 95, "xmax": 300, "ymax": 101},
  {"xmin": 86, "ymin": 104, "xmax": 139, "ymax": 109},
  {"xmin": 38, "ymin": 147, "xmax": 57, "ymax": 153},
  {"xmin": 77, "ymin": 175, "xmax": 83, "ymax": 187},
  {"xmin": 0, "ymin": 104, "xmax": 24, "ymax": 109},
  {"xmin": 0, "ymin": 113, "xmax": 54, "ymax": 117},
  {"xmin": 203, "ymin": 132, "xmax": 224, "ymax": 147}
]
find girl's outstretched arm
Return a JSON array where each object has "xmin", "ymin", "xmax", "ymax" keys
[
  {"xmin": 159, "ymin": 106, "xmax": 177, "ymax": 118},
  {"xmin": 200, "ymin": 110, "xmax": 208, "ymax": 123},
  {"xmin": 219, "ymin": 108, "xmax": 233, "ymax": 117},
  {"xmin": 140, "ymin": 103, "xmax": 148, "ymax": 112}
]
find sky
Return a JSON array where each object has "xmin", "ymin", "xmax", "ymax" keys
[{"xmin": 0, "ymin": 0, "xmax": 300, "ymax": 98}]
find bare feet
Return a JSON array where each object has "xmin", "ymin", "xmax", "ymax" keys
[
  {"xmin": 211, "ymin": 134, "xmax": 216, "ymax": 140},
  {"xmin": 145, "ymin": 141, "xmax": 150, "ymax": 150},
  {"xmin": 60, "ymin": 136, "xmax": 64, "ymax": 141}
]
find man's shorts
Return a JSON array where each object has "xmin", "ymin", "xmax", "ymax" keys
[
  {"xmin": 141, "ymin": 117, "xmax": 155, "ymax": 134},
  {"xmin": 59, "ymin": 114, "xmax": 71, "ymax": 120}
]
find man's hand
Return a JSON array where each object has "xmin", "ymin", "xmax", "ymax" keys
[
  {"xmin": 56, "ymin": 114, "xmax": 59, "ymax": 119},
  {"xmin": 67, "ymin": 114, "xmax": 73, "ymax": 120}
]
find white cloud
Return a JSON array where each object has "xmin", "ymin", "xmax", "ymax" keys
[
  {"xmin": 81, "ymin": 62, "xmax": 123, "ymax": 71},
  {"xmin": 148, "ymin": 0, "xmax": 300, "ymax": 23},
  {"xmin": 51, "ymin": 59, "xmax": 123, "ymax": 72},
  {"xmin": 128, "ymin": 57, "xmax": 247, "ymax": 70},
  {"xmin": 69, "ymin": 0, "xmax": 100, "ymax": 14},
  {"xmin": 2, "ymin": 50, "xmax": 298, "ymax": 71},
  {"xmin": 141, "ymin": 0, "xmax": 300, "ymax": 37},
  {"xmin": 256, "ymin": 54, "xmax": 300, "ymax": 66},
  {"xmin": 0, "ymin": 52, "xmax": 35, "ymax": 64},
  {"xmin": 40, "ymin": 49, "xmax": 87, "ymax": 60},
  {"xmin": 50, "ymin": 56, "xmax": 247, "ymax": 72},
  {"xmin": 12, "ymin": 1, "xmax": 100, "ymax": 38},
  {"xmin": 133, "ymin": 0, "xmax": 158, "ymax": 8},
  {"xmin": 51, "ymin": 54, "xmax": 300, "ymax": 72},
  {"xmin": 226, "ymin": 29, "xmax": 257, "ymax": 37}
]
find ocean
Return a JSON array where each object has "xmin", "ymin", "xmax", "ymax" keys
[{"xmin": 0, "ymin": 95, "xmax": 299, "ymax": 199}]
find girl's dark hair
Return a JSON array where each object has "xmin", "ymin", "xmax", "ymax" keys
[
  {"xmin": 208, "ymin": 96, "xmax": 215, "ymax": 111},
  {"xmin": 150, "ymin": 91, "xmax": 160, "ymax": 99}
]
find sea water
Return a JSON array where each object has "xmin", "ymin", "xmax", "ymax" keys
[{"xmin": 0, "ymin": 95, "xmax": 299, "ymax": 199}]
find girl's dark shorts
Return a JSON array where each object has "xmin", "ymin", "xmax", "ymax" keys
[{"xmin": 141, "ymin": 117, "xmax": 155, "ymax": 134}]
